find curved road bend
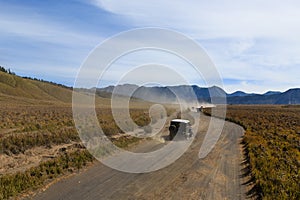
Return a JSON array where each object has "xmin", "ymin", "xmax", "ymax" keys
[{"xmin": 29, "ymin": 115, "xmax": 245, "ymax": 200}]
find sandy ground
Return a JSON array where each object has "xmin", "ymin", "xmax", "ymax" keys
[{"xmin": 27, "ymin": 114, "xmax": 246, "ymax": 200}]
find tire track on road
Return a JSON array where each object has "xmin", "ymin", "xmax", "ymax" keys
[{"xmin": 29, "ymin": 115, "xmax": 245, "ymax": 200}]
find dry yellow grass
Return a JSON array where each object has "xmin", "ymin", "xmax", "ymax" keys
[{"xmin": 0, "ymin": 72, "xmax": 166, "ymax": 199}]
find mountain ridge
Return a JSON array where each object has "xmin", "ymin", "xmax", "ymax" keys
[
  {"xmin": 98, "ymin": 84, "xmax": 300, "ymax": 105},
  {"xmin": 0, "ymin": 71, "xmax": 299, "ymax": 105}
]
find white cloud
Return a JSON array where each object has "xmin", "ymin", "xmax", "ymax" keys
[
  {"xmin": 87, "ymin": 0, "xmax": 300, "ymax": 92},
  {"xmin": 1, "ymin": 1, "xmax": 299, "ymax": 92},
  {"xmin": 90, "ymin": 0, "xmax": 300, "ymax": 39}
]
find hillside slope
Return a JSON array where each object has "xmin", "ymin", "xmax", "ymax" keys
[
  {"xmin": 0, "ymin": 72, "xmax": 141, "ymax": 108},
  {"xmin": 0, "ymin": 72, "xmax": 73, "ymax": 104}
]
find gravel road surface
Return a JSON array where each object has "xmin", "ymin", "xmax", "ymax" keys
[{"xmin": 30, "ymin": 115, "xmax": 245, "ymax": 200}]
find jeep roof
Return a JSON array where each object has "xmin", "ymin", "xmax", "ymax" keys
[{"xmin": 170, "ymin": 119, "xmax": 190, "ymax": 124}]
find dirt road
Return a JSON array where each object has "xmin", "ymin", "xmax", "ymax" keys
[{"xmin": 30, "ymin": 115, "xmax": 245, "ymax": 200}]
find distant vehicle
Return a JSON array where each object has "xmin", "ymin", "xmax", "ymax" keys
[
  {"xmin": 196, "ymin": 106, "xmax": 203, "ymax": 112},
  {"xmin": 168, "ymin": 119, "xmax": 193, "ymax": 140}
]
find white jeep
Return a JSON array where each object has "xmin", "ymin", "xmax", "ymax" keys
[{"xmin": 168, "ymin": 119, "xmax": 193, "ymax": 140}]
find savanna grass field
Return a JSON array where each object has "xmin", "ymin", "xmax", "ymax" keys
[
  {"xmin": 0, "ymin": 70, "xmax": 299, "ymax": 200},
  {"xmin": 0, "ymin": 70, "xmax": 164, "ymax": 199},
  {"xmin": 204, "ymin": 105, "xmax": 300, "ymax": 199}
]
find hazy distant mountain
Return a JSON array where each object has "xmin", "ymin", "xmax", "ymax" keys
[
  {"xmin": 2, "ymin": 69, "xmax": 297, "ymax": 105},
  {"xmin": 98, "ymin": 84, "xmax": 300, "ymax": 105},
  {"xmin": 263, "ymin": 91, "xmax": 281, "ymax": 96},
  {"xmin": 227, "ymin": 91, "xmax": 253, "ymax": 97},
  {"xmin": 227, "ymin": 88, "xmax": 300, "ymax": 104},
  {"xmin": 98, "ymin": 84, "xmax": 228, "ymax": 103}
]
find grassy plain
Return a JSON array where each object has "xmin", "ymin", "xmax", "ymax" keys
[
  {"xmin": 0, "ymin": 103, "xmax": 158, "ymax": 199},
  {"xmin": 2, "ymin": 71, "xmax": 299, "ymax": 199},
  {"xmin": 204, "ymin": 105, "xmax": 300, "ymax": 200},
  {"xmin": 0, "ymin": 71, "xmax": 164, "ymax": 199}
]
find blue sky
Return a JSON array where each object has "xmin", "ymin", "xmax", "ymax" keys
[{"xmin": 1, "ymin": 0, "xmax": 299, "ymax": 93}]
